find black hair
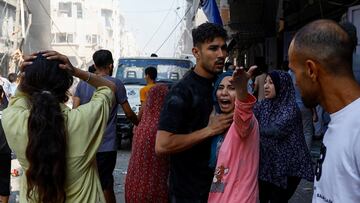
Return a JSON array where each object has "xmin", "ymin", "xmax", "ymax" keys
[
  {"xmin": 281, "ymin": 61, "xmax": 289, "ymax": 72},
  {"xmin": 254, "ymin": 57, "xmax": 268, "ymax": 75},
  {"xmin": 8, "ymin": 73, "xmax": 17, "ymax": 83},
  {"xmin": 145, "ymin": 66, "xmax": 157, "ymax": 80},
  {"xmin": 20, "ymin": 54, "xmax": 73, "ymax": 203},
  {"xmin": 293, "ymin": 19, "xmax": 353, "ymax": 76},
  {"xmin": 150, "ymin": 53, "xmax": 158, "ymax": 57},
  {"xmin": 92, "ymin": 49, "xmax": 114, "ymax": 69},
  {"xmin": 192, "ymin": 22, "xmax": 228, "ymax": 47},
  {"xmin": 88, "ymin": 64, "xmax": 96, "ymax": 73},
  {"xmin": 269, "ymin": 71, "xmax": 281, "ymax": 95},
  {"xmin": 339, "ymin": 21, "xmax": 358, "ymax": 52}
]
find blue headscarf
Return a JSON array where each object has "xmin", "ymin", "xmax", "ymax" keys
[{"xmin": 209, "ymin": 70, "xmax": 233, "ymax": 169}]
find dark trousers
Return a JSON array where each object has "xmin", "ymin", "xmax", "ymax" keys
[
  {"xmin": 96, "ymin": 151, "xmax": 117, "ymax": 190},
  {"xmin": 0, "ymin": 154, "xmax": 11, "ymax": 196},
  {"xmin": 259, "ymin": 176, "xmax": 301, "ymax": 203}
]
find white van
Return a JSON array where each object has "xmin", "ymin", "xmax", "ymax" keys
[{"xmin": 114, "ymin": 57, "xmax": 194, "ymax": 147}]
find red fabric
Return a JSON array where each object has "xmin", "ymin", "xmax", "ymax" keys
[{"xmin": 125, "ymin": 84, "xmax": 170, "ymax": 203}]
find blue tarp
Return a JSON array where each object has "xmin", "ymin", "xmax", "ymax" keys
[{"xmin": 200, "ymin": 0, "xmax": 223, "ymax": 25}]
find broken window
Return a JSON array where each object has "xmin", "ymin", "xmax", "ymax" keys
[
  {"xmin": 54, "ymin": 33, "xmax": 74, "ymax": 43},
  {"xmin": 92, "ymin": 34, "xmax": 98, "ymax": 44},
  {"xmin": 74, "ymin": 2, "xmax": 83, "ymax": 19},
  {"xmin": 67, "ymin": 33, "xmax": 74, "ymax": 43},
  {"xmin": 86, "ymin": 34, "xmax": 92, "ymax": 44},
  {"xmin": 101, "ymin": 9, "xmax": 113, "ymax": 28},
  {"xmin": 58, "ymin": 2, "xmax": 72, "ymax": 17},
  {"xmin": 56, "ymin": 33, "xmax": 67, "ymax": 43}
]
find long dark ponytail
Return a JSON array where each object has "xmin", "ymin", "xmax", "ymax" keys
[{"xmin": 20, "ymin": 55, "xmax": 73, "ymax": 203}]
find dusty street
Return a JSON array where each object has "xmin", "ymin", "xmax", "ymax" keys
[{"xmin": 9, "ymin": 140, "xmax": 320, "ymax": 203}]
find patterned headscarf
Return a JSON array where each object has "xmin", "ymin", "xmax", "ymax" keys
[
  {"xmin": 209, "ymin": 70, "xmax": 233, "ymax": 169},
  {"xmin": 254, "ymin": 70, "xmax": 314, "ymax": 187},
  {"xmin": 254, "ymin": 70, "xmax": 299, "ymax": 132}
]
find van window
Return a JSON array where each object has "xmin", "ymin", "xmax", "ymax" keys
[{"xmin": 116, "ymin": 58, "xmax": 193, "ymax": 85}]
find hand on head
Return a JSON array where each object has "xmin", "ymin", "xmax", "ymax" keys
[
  {"xmin": 20, "ymin": 52, "xmax": 38, "ymax": 72},
  {"xmin": 20, "ymin": 50, "xmax": 75, "ymax": 74}
]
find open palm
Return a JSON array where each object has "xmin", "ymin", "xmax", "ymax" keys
[{"xmin": 230, "ymin": 65, "xmax": 257, "ymax": 90}]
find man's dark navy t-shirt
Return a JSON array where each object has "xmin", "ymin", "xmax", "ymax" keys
[{"xmin": 158, "ymin": 70, "xmax": 214, "ymax": 199}]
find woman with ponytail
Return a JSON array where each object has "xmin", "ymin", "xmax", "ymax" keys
[{"xmin": 2, "ymin": 51, "xmax": 116, "ymax": 203}]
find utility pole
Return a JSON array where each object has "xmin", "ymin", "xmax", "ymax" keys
[
  {"xmin": 8, "ymin": 0, "xmax": 31, "ymax": 73},
  {"xmin": 14, "ymin": 0, "xmax": 21, "ymax": 50}
]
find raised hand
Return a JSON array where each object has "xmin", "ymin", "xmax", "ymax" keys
[{"xmin": 230, "ymin": 65, "xmax": 257, "ymax": 100}]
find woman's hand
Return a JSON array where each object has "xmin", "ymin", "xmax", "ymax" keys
[
  {"xmin": 20, "ymin": 51, "xmax": 76, "ymax": 75},
  {"xmin": 230, "ymin": 65, "xmax": 257, "ymax": 100},
  {"xmin": 19, "ymin": 52, "xmax": 38, "ymax": 72},
  {"xmin": 42, "ymin": 50, "xmax": 76, "ymax": 75}
]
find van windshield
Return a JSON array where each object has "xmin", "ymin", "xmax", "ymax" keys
[{"xmin": 116, "ymin": 58, "xmax": 193, "ymax": 85}]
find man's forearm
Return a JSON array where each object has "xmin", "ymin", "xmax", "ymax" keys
[
  {"xmin": 126, "ymin": 111, "xmax": 139, "ymax": 126},
  {"xmin": 73, "ymin": 68, "xmax": 116, "ymax": 92},
  {"xmin": 155, "ymin": 128, "xmax": 214, "ymax": 155}
]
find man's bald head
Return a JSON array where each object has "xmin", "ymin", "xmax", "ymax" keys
[{"xmin": 292, "ymin": 19, "xmax": 354, "ymax": 76}]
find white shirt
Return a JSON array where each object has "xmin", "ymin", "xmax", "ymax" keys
[
  {"xmin": 312, "ymin": 98, "xmax": 360, "ymax": 203},
  {"xmin": 9, "ymin": 82, "xmax": 17, "ymax": 97},
  {"xmin": 0, "ymin": 77, "xmax": 11, "ymax": 100}
]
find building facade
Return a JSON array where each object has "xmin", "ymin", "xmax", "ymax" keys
[
  {"xmin": 49, "ymin": 0, "xmax": 124, "ymax": 68},
  {"xmin": 0, "ymin": 0, "xmax": 31, "ymax": 75}
]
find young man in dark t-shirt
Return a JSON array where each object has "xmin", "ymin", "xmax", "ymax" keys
[{"xmin": 156, "ymin": 23, "xmax": 233, "ymax": 202}]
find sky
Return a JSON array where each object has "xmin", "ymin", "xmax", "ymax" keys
[{"xmin": 119, "ymin": 0, "xmax": 187, "ymax": 57}]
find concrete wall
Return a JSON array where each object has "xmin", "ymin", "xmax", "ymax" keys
[
  {"xmin": 23, "ymin": 0, "xmax": 51, "ymax": 54},
  {"xmin": 49, "ymin": 0, "xmax": 124, "ymax": 69}
]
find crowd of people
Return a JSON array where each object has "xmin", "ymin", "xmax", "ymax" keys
[{"xmin": 0, "ymin": 19, "xmax": 359, "ymax": 203}]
